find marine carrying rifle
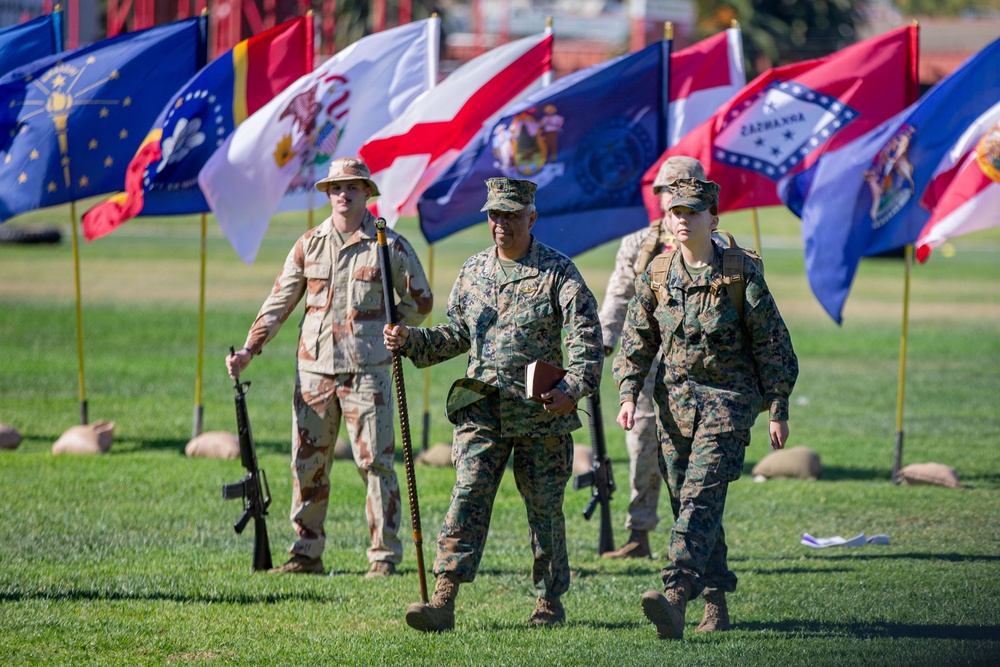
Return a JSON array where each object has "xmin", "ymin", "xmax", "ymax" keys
[
  {"xmin": 222, "ymin": 346, "xmax": 273, "ymax": 572},
  {"xmin": 573, "ymin": 390, "xmax": 616, "ymax": 555}
]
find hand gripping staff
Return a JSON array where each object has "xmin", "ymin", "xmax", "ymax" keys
[
  {"xmin": 573, "ymin": 391, "xmax": 616, "ymax": 555},
  {"xmin": 374, "ymin": 218, "xmax": 429, "ymax": 603},
  {"xmin": 222, "ymin": 347, "xmax": 273, "ymax": 572}
]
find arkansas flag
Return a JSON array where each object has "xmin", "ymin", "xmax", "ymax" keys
[
  {"xmin": 780, "ymin": 34, "xmax": 1000, "ymax": 323},
  {"xmin": 668, "ymin": 27, "xmax": 745, "ymax": 147},
  {"xmin": 643, "ymin": 26, "xmax": 918, "ymax": 215},
  {"xmin": 358, "ymin": 31, "xmax": 553, "ymax": 227},
  {"xmin": 199, "ymin": 18, "xmax": 437, "ymax": 263},
  {"xmin": 916, "ymin": 101, "xmax": 1000, "ymax": 262},
  {"xmin": 82, "ymin": 16, "xmax": 311, "ymax": 241}
]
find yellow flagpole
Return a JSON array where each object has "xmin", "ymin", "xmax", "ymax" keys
[
  {"xmin": 69, "ymin": 201, "xmax": 88, "ymax": 425},
  {"xmin": 192, "ymin": 212, "xmax": 208, "ymax": 438},
  {"xmin": 892, "ymin": 244, "xmax": 913, "ymax": 482},
  {"xmin": 751, "ymin": 208, "xmax": 763, "ymax": 255},
  {"xmin": 421, "ymin": 243, "xmax": 434, "ymax": 452}
]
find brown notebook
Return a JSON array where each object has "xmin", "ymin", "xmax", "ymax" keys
[{"xmin": 525, "ymin": 360, "xmax": 567, "ymax": 404}]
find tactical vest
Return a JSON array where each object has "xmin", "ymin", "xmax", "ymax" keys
[{"xmin": 634, "ymin": 220, "xmax": 677, "ymax": 274}]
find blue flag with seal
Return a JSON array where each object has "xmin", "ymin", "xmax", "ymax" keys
[
  {"xmin": 0, "ymin": 17, "xmax": 207, "ymax": 223},
  {"xmin": 417, "ymin": 40, "xmax": 669, "ymax": 256},
  {"xmin": 0, "ymin": 11, "xmax": 62, "ymax": 75},
  {"xmin": 779, "ymin": 35, "xmax": 1000, "ymax": 323}
]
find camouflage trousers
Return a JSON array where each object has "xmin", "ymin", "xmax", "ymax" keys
[
  {"xmin": 657, "ymin": 428, "xmax": 749, "ymax": 598},
  {"xmin": 624, "ymin": 362, "xmax": 663, "ymax": 533},
  {"xmin": 288, "ymin": 370, "xmax": 402, "ymax": 564},
  {"xmin": 433, "ymin": 422, "xmax": 574, "ymax": 600}
]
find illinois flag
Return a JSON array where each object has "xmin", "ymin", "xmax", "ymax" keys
[
  {"xmin": 644, "ymin": 26, "xmax": 918, "ymax": 214},
  {"xmin": 780, "ymin": 35, "xmax": 1000, "ymax": 323},
  {"xmin": 359, "ymin": 30, "xmax": 553, "ymax": 227},
  {"xmin": 199, "ymin": 18, "xmax": 437, "ymax": 263},
  {"xmin": 82, "ymin": 16, "xmax": 311, "ymax": 241},
  {"xmin": 417, "ymin": 40, "xmax": 669, "ymax": 256},
  {"xmin": 916, "ymin": 101, "xmax": 1000, "ymax": 262},
  {"xmin": 0, "ymin": 11, "xmax": 62, "ymax": 75},
  {"xmin": 0, "ymin": 17, "xmax": 207, "ymax": 223}
]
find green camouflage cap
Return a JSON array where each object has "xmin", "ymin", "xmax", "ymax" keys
[
  {"xmin": 445, "ymin": 378, "xmax": 497, "ymax": 425},
  {"xmin": 652, "ymin": 156, "xmax": 707, "ymax": 194},
  {"xmin": 666, "ymin": 177, "xmax": 720, "ymax": 213},
  {"xmin": 480, "ymin": 177, "xmax": 537, "ymax": 212}
]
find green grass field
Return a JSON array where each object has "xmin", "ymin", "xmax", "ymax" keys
[{"xmin": 1, "ymin": 204, "xmax": 998, "ymax": 666}]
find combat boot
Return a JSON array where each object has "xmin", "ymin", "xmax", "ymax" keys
[
  {"xmin": 695, "ymin": 590, "xmax": 730, "ymax": 632},
  {"xmin": 640, "ymin": 580, "xmax": 691, "ymax": 640},
  {"xmin": 405, "ymin": 574, "xmax": 459, "ymax": 632},
  {"xmin": 267, "ymin": 554, "xmax": 324, "ymax": 575},
  {"xmin": 602, "ymin": 529, "xmax": 651, "ymax": 559},
  {"xmin": 365, "ymin": 561, "xmax": 397, "ymax": 578},
  {"xmin": 529, "ymin": 597, "xmax": 565, "ymax": 626}
]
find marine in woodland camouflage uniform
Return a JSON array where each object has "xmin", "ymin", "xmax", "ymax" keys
[
  {"xmin": 226, "ymin": 157, "xmax": 432, "ymax": 577},
  {"xmin": 384, "ymin": 177, "xmax": 603, "ymax": 631},
  {"xmin": 613, "ymin": 178, "xmax": 798, "ymax": 639},
  {"xmin": 599, "ymin": 156, "xmax": 706, "ymax": 559}
]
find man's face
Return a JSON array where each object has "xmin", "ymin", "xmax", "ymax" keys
[
  {"xmin": 668, "ymin": 205, "xmax": 718, "ymax": 245},
  {"xmin": 657, "ymin": 189, "xmax": 674, "ymax": 222},
  {"xmin": 488, "ymin": 207, "xmax": 536, "ymax": 258},
  {"xmin": 326, "ymin": 179, "xmax": 370, "ymax": 215}
]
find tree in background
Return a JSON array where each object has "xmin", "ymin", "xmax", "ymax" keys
[{"xmin": 699, "ymin": 0, "xmax": 868, "ymax": 77}]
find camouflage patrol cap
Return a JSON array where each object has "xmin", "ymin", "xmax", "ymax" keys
[
  {"xmin": 314, "ymin": 156, "xmax": 380, "ymax": 197},
  {"xmin": 480, "ymin": 177, "xmax": 537, "ymax": 213},
  {"xmin": 666, "ymin": 177, "xmax": 721, "ymax": 213},
  {"xmin": 652, "ymin": 156, "xmax": 707, "ymax": 194}
]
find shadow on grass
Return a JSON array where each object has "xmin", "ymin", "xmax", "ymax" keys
[
  {"xmin": 801, "ymin": 551, "xmax": 1000, "ymax": 563},
  {"xmin": 738, "ymin": 618, "xmax": 1000, "ymax": 640},
  {"xmin": 0, "ymin": 586, "xmax": 337, "ymax": 605}
]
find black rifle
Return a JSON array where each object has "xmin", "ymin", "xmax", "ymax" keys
[
  {"xmin": 573, "ymin": 391, "xmax": 616, "ymax": 555},
  {"xmin": 222, "ymin": 347, "xmax": 273, "ymax": 572}
]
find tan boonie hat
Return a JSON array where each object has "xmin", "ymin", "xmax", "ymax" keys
[
  {"xmin": 666, "ymin": 177, "xmax": 721, "ymax": 213},
  {"xmin": 314, "ymin": 156, "xmax": 380, "ymax": 196},
  {"xmin": 652, "ymin": 156, "xmax": 707, "ymax": 194},
  {"xmin": 480, "ymin": 177, "xmax": 537, "ymax": 212}
]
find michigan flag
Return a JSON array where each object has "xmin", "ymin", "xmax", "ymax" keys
[
  {"xmin": 417, "ymin": 40, "xmax": 669, "ymax": 256},
  {"xmin": 82, "ymin": 16, "xmax": 311, "ymax": 241},
  {"xmin": 0, "ymin": 17, "xmax": 207, "ymax": 223},
  {"xmin": 0, "ymin": 11, "xmax": 62, "ymax": 75}
]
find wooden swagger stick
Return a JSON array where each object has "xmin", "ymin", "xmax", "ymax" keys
[{"xmin": 374, "ymin": 217, "xmax": 428, "ymax": 603}]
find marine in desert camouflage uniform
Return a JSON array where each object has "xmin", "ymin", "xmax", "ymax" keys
[
  {"xmin": 226, "ymin": 157, "xmax": 432, "ymax": 578},
  {"xmin": 384, "ymin": 177, "xmax": 602, "ymax": 631},
  {"xmin": 599, "ymin": 156, "xmax": 706, "ymax": 560},
  {"xmin": 613, "ymin": 178, "xmax": 798, "ymax": 639}
]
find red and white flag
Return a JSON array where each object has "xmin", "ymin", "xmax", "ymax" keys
[
  {"xmin": 358, "ymin": 31, "xmax": 553, "ymax": 227},
  {"xmin": 199, "ymin": 18, "xmax": 438, "ymax": 263},
  {"xmin": 668, "ymin": 28, "xmax": 745, "ymax": 147},
  {"xmin": 916, "ymin": 101, "xmax": 1000, "ymax": 262}
]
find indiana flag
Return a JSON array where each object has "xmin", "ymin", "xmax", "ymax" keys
[
  {"xmin": 644, "ymin": 26, "xmax": 918, "ymax": 215},
  {"xmin": 668, "ymin": 27, "xmax": 745, "ymax": 147},
  {"xmin": 780, "ymin": 34, "xmax": 1000, "ymax": 322},
  {"xmin": 417, "ymin": 40, "xmax": 670, "ymax": 256},
  {"xmin": 916, "ymin": 101, "xmax": 1000, "ymax": 262},
  {"xmin": 359, "ymin": 30, "xmax": 553, "ymax": 227},
  {"xmin": 0, "ymin": 11, "xmax": 62, "ymax": 75},
  {"xmin": 0, "ymin": 17, "xmax": 207, "ymax": 223},
  {"xmin": 199, "ymin": 18, "xmax": 437, "ymax": 263},
  {"xmin": 82, "ymin": 16, "xmax": 311, "ymax": 241}
]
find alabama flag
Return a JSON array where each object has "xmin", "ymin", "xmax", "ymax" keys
[
  {"xmin": 358, "ymin": 31, "xmax": 553, "ymax": 227},
  {"xmin": 643, "ymin": 25, "xmax": 918, "ymax": 215},
  {"xmin": 917, "ymin": 101, "xmax": 1000, "ymax": 262},
  {"xmin": 199, "ymin": 18, "xmax": 437, "ymax": 263}
]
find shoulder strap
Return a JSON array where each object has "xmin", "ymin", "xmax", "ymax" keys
[
  {"xmin": 635, "ymin": 221, "xmax": 665, "ymax": 274},
  {"xmin": 647, "ymin": 250, "xmax": 675, "ymax": 304},
  {"xmin": 722, "ymin": 247, "xmax": 746, "ymax": 319}
]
